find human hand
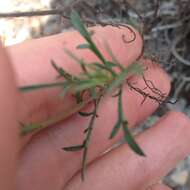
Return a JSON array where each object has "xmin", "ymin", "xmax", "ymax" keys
[{"xmin": 1, "ymin": 26, "xmax": 190, "ymax": 190}]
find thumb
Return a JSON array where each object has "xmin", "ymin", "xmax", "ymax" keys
[{"xmin": 0, "ymin": 43, "xmax": 20, "ymax": 189}]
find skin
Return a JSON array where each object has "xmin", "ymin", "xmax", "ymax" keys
[{"xmin": 0, "ymin": 25, "xmax": 190, "ymax": 190}]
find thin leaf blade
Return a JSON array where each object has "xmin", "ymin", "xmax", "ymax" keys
[
  {"xmin": 63, "ymin": 144, "xmax": 84, "ymax": 152},
  {"xmin": 109, "ymin": 120, "xmax": 121, "ymax": 139},
  {"xmin": 77, "ymin": 44, "xmax": 91, "ymax": 49},
  {"xmin": 21, "ymin": 123, "xmax": 43, "ymax": 135},
  {"xmin": 79, "ymin": 111, "xmax": 94, "ymax": 117},
  {"xmin": 107, "ymin": 63, "xmax": 144, "ymax": 93},
  {"xmin": 70, "ymin": 11, "xmax": 90, "ymax": 40},
  {"xmin": 122, "ymin": 121, "xmax": 145, "ymax": 156}
]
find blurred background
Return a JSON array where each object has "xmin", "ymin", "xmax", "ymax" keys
[{"xmin": 0, "ymin": 0, "xmax": 189, "ymax": 189}]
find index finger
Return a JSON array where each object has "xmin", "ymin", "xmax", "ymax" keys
[{"xmin": 7, "ymin": 25, "xmax": 143, "ymax": 144}]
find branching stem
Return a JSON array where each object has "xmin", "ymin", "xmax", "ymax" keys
[{"xmin": 81, "ymin": 98, "xmax": 101, "ymax": 180}]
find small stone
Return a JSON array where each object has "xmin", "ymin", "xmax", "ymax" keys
[{"xmin": 170, "ymin": 170, "xmax": 189, "ymax": 186}]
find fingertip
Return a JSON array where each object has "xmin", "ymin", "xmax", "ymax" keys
[
  {"xmin": 142, "ymin": 59, "xmax": 171, "ymax": 97},
  {"xmin": 167, "ymin": 111, "xmax": 190, "ymax": 123},
  {"xmin": 123, "ymin": 59, "xmax": 171, "ymax": 125},
  {"xmin": 90, "ymin": 25, "xmax": 143, "ymax": 66}
]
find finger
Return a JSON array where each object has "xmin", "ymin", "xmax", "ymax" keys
[
  {"xmin": 7, "ymin": 25, "xmax": 143, "ymax": 142},
  {"xmin": 0, "ymin": 43, "xmax": 20, "ymax": 189},
  {"xmin": 64, "ymin": 112, "xmax": 190, "ymax": 190},
  {"xmin": 17, "ymin": 61, "xmax": 170, "ymax": 190},
  {"xmin": 147, "ymin": 183, "xmax": 172, "ymax": 190}
]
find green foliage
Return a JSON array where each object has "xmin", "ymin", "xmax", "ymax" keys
[
  {"xmin": 107, "ymin": 63, "xmax": 144, "ymax": 94},
  {"xmin": 122, "ymin": 121, "xmax": 145, "ymax": 156},
  {"xmin": 19, "ymin": 82, "xmax": 65, "ymax": 93},
  {"xmin": 63, "ymin": 144, "xmax": 84, "ymax": 152},
  {"xmin": 71, "ymin": 10, "xmax": 106, "ymax": 64},
  {"xmin": 20, "ymin": 10, "xmax": 146, "ymax": 180},
  {"xmin": 21, "ymin": 122, "xmax": 43, "ymax": 135}
]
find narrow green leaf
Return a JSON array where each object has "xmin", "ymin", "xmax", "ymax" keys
[
  {"xmin": 90, "ymin": 87, "xmax": 97, "ymax": 99},
  {"xmin": 77, "ymin": 44, "xmax": 90, "ymax": 49},
  {"xmin": 19, "ymin": 82, "xmax": 65, "ymax": 93},
  {"xmin": 107, "ymin": 68, "xmax": 131, "ymax": 93},
  {"xmin": 70, "ymin": 11, "xmax": 90, "ymax": 40},
  {"xmin": 51, "ymin": 60, "xmax": 76, "ymax": 81},
  {"xmin": 51, "ymin": 60, "xmax": 66, "ymax": 76},
  {"xmin": 92, "ymin": 62, "xmax": 116, "ymax": 77},
  {"xmin": 59, "ymin": 84, "xmax": 73, "ymax": 97},
  {"xmin": 109, "ymin": 120, "xmax": 121, "ymax": 139},
  {"xmin": 75, "ymin": 91, "xmax": 83, "ymax": 103},
  {"xmin": 129, "ymin": 62, "xmax": 144, "ymax": 76},
  {"xmin": 105, "ymin": 61, "xmax": 118, "ymax": 68},
  {"xmin": 84, "ymin": 128, "xmax": 89, "ymax": 134},
  {"xmin": 107, "ymin": 63, "xmax": 144, "ymax": 93},
  {"xmin": 63, "ymin": 144, "xmax": 84, "ymax": 152},
  {"xmin": 75, "ymin": 79, "xmax": 104, "ymax": 92},
  {"xmin": 122, "ymin": 121, "xmax": 145, "ymax": 156},
  {"xmin": 21, "ymin": 123, "xmax": 43, "ymax": 135},
  {"xmin": 88, "ymin": 43, "xmax": 107, "ymax": 65},
  {"xmin": 81, "ymin": 147, "xmax": 87, "ymax": 181},
  {"xmin": 64, "ymin": 48, "xmax": 81, "ymax": 63},
  {"xmin": 104, "ymin": 42, "xmax": 124, "ymax": 70},
  {"xmin": 70, "ymin": 11, "xmax": 106, "ymax": 65},
  {"xmin": 64, "ymin": 49, "xmax": 90, "ymax": 76},
  {"xmin": 118, "ymin": 89, "xmax": 123, "ymax": 119},
  {"xmin": 109, "ymin": 89, "xmax": 123, "ymax": 139},
  {"xmin": 79, "ymin": 111, "xmax": 94, "ymax": 117}
]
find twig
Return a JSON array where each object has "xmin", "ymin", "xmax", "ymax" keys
[
  {"xmin": 171, "ymin": 36, "xmax": 190, "ymax": 66},
  {"xmin": 153, "ymin": 0, "xmax": 161, "ymax": 18},
  {"xmin": 81, "ymin": 98, "xmax": 101, "ymax": 180},
  {"xmin": 0, "ymin": 9, "xmax": 65, "ymax": 18}
]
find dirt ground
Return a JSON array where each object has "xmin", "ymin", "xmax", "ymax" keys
[{"xmin": 0, "ymin": 0, "xmax": 189, "ymax": 189}]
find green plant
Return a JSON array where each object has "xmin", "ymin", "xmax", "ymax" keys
[{"xmin": 20, "ymin": 11, "xmax": 146, "ymax": 180}]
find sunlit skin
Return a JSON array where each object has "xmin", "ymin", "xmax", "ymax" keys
[{"xmin": 0, "ymin": 25, "xmax": 190, "ymax": 190}]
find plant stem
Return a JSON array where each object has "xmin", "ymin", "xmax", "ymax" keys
[
  {"xmin": 19, "ymin": 82, "xmax": 65, "ymax": 93},
  {"xmin": 81, "ymin": 98, "xmax": 101, "ymax": 180}
]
